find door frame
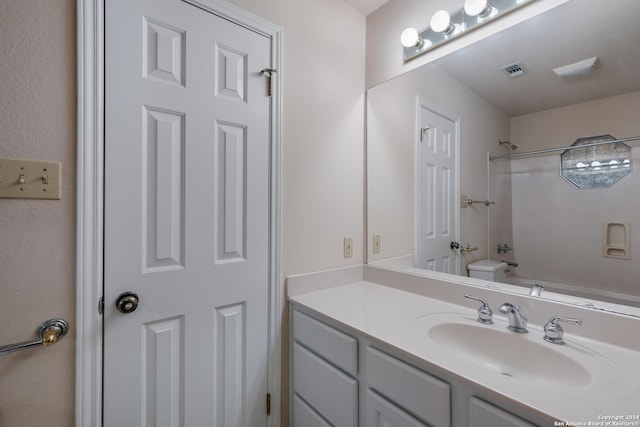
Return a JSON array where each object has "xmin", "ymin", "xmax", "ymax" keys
[
  {"xmin": 414, "ymin": 96, "xmax": 460, "ymax": 275},
  {"xmin": 76, "ymin": 1, "xmax": 283, "ymax": 425}
]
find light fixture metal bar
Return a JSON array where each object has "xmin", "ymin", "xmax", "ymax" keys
[
  {"xmin": 403, "ymin": 0, "xmax": 535, "ymax": 62},
  {"xmin": 489, "ymin": 136, "xmax": 640, "ymax": 160}
]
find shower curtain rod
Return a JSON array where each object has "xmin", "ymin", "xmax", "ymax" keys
[{"xmin": 489, "ymin": 135, "xmax": 640, "ymax": 160}]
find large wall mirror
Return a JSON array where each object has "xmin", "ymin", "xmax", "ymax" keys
[{"xmin": 366, "ymin": 0, "xmax": 640, "ymax": 314}]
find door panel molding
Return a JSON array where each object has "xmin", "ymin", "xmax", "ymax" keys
[{"xmin": 76, "ymin": 1, "xmax": 282, "ymax": 425}]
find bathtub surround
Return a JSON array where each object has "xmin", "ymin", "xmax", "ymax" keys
[{"xmin": 506, "ymin": 91, "xmax": 640, "ymax": 299}]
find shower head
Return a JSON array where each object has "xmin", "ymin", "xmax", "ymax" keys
[{"xmin": 499, "ymin": 140, "xmax": 518, "ymax": 150}]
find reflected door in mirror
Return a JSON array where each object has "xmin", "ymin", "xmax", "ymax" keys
[{"xmin": 417, "ymin": 103, "xmax": 458, "ymax": 274}]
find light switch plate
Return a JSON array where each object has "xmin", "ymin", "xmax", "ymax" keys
[{"xmin": 0, "ymin": 158, "xmax": 62, "ymax": 199}]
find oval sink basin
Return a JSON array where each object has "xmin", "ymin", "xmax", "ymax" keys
[
  {"xmin": 428, "ymin": 322, "xmax": 591, "ymax": 387},
  {"xmin": 414, "ymin": 312, "xmax": 633, "ymax": 394}
]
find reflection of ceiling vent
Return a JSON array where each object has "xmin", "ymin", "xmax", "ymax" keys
[{"xmin": 500, "ymin": 62, "xmax": 527, "ymax": 78}]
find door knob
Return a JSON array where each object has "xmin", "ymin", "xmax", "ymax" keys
[{"xmin": 115, "ymin": 292, "xmax": 139, "ymax": 314}]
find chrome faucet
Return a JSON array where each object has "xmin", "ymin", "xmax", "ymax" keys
[
  {"xmin": 497, "ymin": 243, "xmax": 512, "ymax": 254},
  {"xmin": 498, "ymin": 303, "xmax": 528, "ymax": 333},
  {"xmin": 529, "ymin": 284, "xmax": 544, "ymax": 297},
  {"xmin": 464, "ymin": 295, "xmax": 493, "ymax": 324},
  {"xmin": 544, "ymin": 316, "xmax": 582, "ymax": 345}
]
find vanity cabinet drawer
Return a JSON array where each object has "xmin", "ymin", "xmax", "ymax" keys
[
  {"xmin": 366, "ymin": 346, "xmax": 451, "ymax": 427},
  {"xmin": 469, "ymin": 397, "xmax": 536, "ymax": 427},
  {"xmin": 293, "ymin": 343, "xmax": 358, "ymax": 427},
  {"xmin": 365, "ymin": 389, "xmax": 429, "ymax": 427},
  {"xmin": 293, "ymin": 309, "xmax": 358, "ymax": 375},
  {"xmin": 292, "ymin": 394, "xmax": 332, "ymax": 427}
]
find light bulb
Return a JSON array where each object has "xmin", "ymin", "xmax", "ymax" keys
[
  {"xmin": 430, "ymin": 10, "xmax": 453, "ymax": 34},
  {"xmin": 464, "ymin": 0, "xmax": 492, "ymax": 17},
  {"xmin": 400, "ymin": 27, "xmax": 421, "ymax": 48}
]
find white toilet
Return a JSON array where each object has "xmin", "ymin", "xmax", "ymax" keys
[{"xmin": 467, "ymin": 260, "xmax": 509, "ymax": 283}]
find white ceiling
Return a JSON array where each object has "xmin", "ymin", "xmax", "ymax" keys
[
  {"xmin": 434, "ymin": 0, "xmax": 640, "ymax": 117},
  {"xmin": 342, "ymin": 0, "xmax": 389, "ymax": 15}
]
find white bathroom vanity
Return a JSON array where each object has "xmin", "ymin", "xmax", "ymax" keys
[{"xmin": 288, "ymin": 266, "xmax": 640, "ymax": 427}]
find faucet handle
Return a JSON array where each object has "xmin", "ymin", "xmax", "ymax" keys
[
  {"xmin": 464, "ymin": 295, "xmax": 493, "ymax": 324},
  {"xmin": 544, "ymin": 316, "xmax": 582, "ymax": 345}
]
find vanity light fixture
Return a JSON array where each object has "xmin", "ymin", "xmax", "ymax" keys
[
  {"xmin": 401, "ymin": 0, "xmax": 535, "ymax": 62},
  {"xmin": 464, "ymin": 0, "xmax": 493, "ymax": 18},
  {"xmin": 430, "ymin": 10, "xmax": 456, "ymax": 35},
  {"xmin": 401, "ymin": 27, "xmax": 423, "ymax": 48}
]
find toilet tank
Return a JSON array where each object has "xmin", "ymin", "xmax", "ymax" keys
[{"xmin": 467, "ymin": 260, "xmax": 508, "ymax": 283}]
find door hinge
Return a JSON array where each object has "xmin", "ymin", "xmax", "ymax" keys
[
  {"xmin": 266, "ymin": 393, "xmax": 271, "ymax": 416},
  {"xmin": 420, "ymin": 126, "xmax": 430, "ymax": 142},
  {"xmin": 98, "ymin": 296, "xmax": 104, "ymax": 315},
  {"xmin": 260, "ymin": 68, "xmax": 277, "ymax": 97}
]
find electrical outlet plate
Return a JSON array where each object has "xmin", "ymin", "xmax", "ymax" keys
[
  {"xmin": 344, "ymin": 237, "xmax": 353, "ymax": 258},
  {"xmin": 373, "ymin": 235, "xmax": 381, "ymax": 253},
  {"xmin": 0, "ymin": 158, "xmax": 61, "ymax": 199}
]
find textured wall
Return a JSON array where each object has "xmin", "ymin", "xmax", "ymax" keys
[{"xmin": 0, "ymin": 0, "xmax": 77, "ymax": 426}]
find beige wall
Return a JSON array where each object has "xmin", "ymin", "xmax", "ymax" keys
[
  {"xmin": 1, "ymin": 0, "xmax": 364, "ymax": 425},
  {"xmin": 0, "ymin": 0, "xmax": 77, "ymax": 425},
  {"xmin": 227, "ymin": 0, "xmax": 365, "ymax": 284}
]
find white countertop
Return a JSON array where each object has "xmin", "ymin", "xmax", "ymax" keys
[{"xmin": 289, "ymin": 280, "xmax": 640, "ymax": 424}]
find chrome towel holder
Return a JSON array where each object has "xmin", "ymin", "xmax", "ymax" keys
[
  {"xmin": 467, "ymin": 199, "xmax": 495, "ymax": 207},
  {"xmin": 0, "ymin": 319, "xmax": 69, "ymax": 356}
]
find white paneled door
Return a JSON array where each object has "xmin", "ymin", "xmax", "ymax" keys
[
  {"xmin": 416, "ymin": 102, "xmax": 458, "ymax": 274},
  {"xmin": 104, "ymin": 0, "xmax": 272, "ymax": 425}
]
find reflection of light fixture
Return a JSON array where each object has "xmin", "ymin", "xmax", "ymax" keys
[
  {"xmin": 572, "ymin": 158, "xmax": 631, "ymax": 172},
  {"xmin": 431, "ymin": 10, "xmax": 455, "ymax": 35},
  {"xmin": 464, "ymin": 0, "xmax": 493, "ymax": 17},
  {"xmin": 400, "ymin": 0, "xmax": 535, "ymax": 62}
]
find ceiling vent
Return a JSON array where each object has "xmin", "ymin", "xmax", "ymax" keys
[{"xmin": 500, "ymin": 62, "xmax": 527, "ymax": 78}]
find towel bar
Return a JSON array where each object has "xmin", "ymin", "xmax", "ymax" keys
[{"xmin": 0, "ymin": 319, "xmax": 69, "ymax": 356}]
